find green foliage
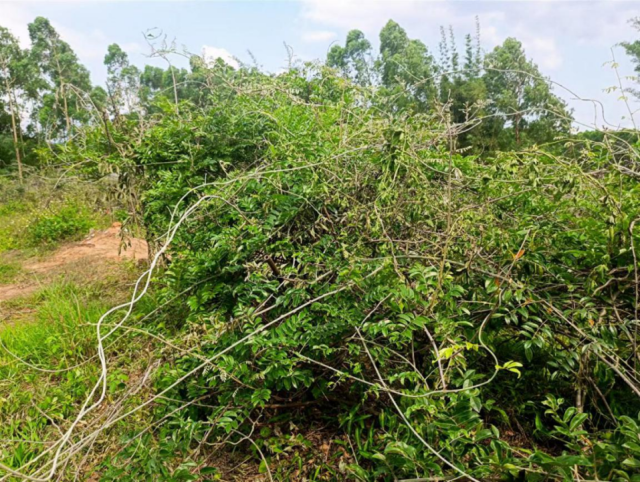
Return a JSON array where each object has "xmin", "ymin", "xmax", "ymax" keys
[
  {"xmin": 378, "ymin": 20, "xmax": 437, "ymax": 111},
  {"xmin": 2, "ymin": 12, "xmax": 640, "ymax": 482},
  {"xmin": 26, "ymin": 202, "xmax": 95, "ymax": 245},
  {"xmin": 0, "ymin": 26, "xmax": 39, "ymax": 175},
  {"xmin": 622, "ymin": 17, "xmax": 640, "ymax": 99},
  {"xmin": 328, "ymin": 29, "xmax": 373, "ymax": 86},
  {"xmin": 57, "ymin": 60, "xmax": 639, "ymax": 480},
  {"xmin": 483, "ymin": 37, "xmax": 571, "ymax": 149},
  {"xmin": 326, "ymin": 21, "xmax": 572, "ymax": 152},
  {"xmin": 104, "ymin": 43, "xmax": 142, "ymax": 119}
]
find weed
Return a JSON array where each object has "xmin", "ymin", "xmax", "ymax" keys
[
  {"xmin": 0, "ymin": 278, "xmax": 156, "ymax": 478},
  {"xmin": 0, "ymin": 261, "xmax": 21, "ymax": 283},
  {"xmin": 26, "ymin": 203, "xmax": 95, "ymax": 246}
]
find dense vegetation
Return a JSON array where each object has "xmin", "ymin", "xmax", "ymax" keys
[{"xmin": 1, "ymin": 14, "xmax": 640, "ymax": 482}]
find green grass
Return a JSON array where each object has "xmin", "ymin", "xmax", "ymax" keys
[
  {"xmin": 0, "ymin": 275, "xmax": 157, "ymax": 476},
  {"xmin": 0, "ymin": 174, "xmax": 156, "ymax": 478},
  {"xmin": 0, "ymin": 207, "xmax": 30, "ymax": 252},
  {"xmin": 0, "ymin": 261, "xmax": 21, "ymax": 283},
  {"xmin": 0, "ymin": 282, "xmax": 106, "ymax": 469},
  {"xmin": 0, "ymin": 176, "xmax": 112, "ymax": 254},
  {"xmin": 26, "ymin": 203, "xmax": 96, "ymax": 246}
]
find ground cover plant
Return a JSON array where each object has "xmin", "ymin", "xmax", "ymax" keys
[
  {"xmin": 0, "ymin": 13, "xmax": 640, "ymax": 482},
  {"xmin": 0, "ymin": 281, "xmax": 159, "ymax": 480},
  {"xmin": 0, "ymin": 175, "xmax": 109, "ymax": 253}
]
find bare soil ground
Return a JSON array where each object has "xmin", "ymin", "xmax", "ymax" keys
[{"xmin": 0, "ymin": 223, "xmax": 148, "ymax": 304}]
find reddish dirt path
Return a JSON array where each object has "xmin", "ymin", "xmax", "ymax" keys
[
  {"xmin": 0, "ymin": 223, "xmax": 148, "ymax": 303},
  {"xmin": 25, "ymin": 223, "xmax": 148, "ymax": 273}
]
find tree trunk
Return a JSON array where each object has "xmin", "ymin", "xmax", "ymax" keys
[
  {"xmin": 62, "ymin": 82, "xmax": 71, "ymax": 136},
  {"xmin": 4, "ymin": 77, "xmax": 23, "ymax": 183},
  {"xmin": 53, "ymin": 50, "xmax": 71, "ymax": 137}
]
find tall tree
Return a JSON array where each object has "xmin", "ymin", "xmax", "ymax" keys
[
  {"xmin": 621, "ymin": 17, "xmax": 640, "ymax": 99},
  {"xmin": 0, "ymin": 27, "xmax": 29, "ymax": 181},
  {"xmin": 436, "ymin": 22, "xmax": 487, "ymax": 149},
  {"xmin": 28, "ymin": 17, "xmax": 92, "ymax": 138},
  {"xmin": 378, "ymin": 20, "xmax": 436, "ymax": 111},
  {"xmin": 463, "ymin": 18, "xmax": 482, "ymax": 80},
  {"xmin": 137, "ymin": 64, "xmax": 193, "ymax": 112},
  {"xmin": 327, "ymin": 29, "xmax": 373, "ymax": 86},
  {"xmin": 483, "ymin": 38, "xmax": 571, "ymax": 149},
  {"xmin": 104, "ymin": 43, "xmax": 141, "ymax": 119}
]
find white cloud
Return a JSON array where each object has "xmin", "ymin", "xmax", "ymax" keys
[
  {"xmin": 509, "ymin": 1, "xmax": 638, "ymax": 47},
  {"xmin": 0, "ymin": 3, "xmax": 33, "ymax": 48},
  {"xmin": 301, "ymin": 30, "xmax": 337, "ymax": 43},
  {"xmin": 201, "ymin": 45, "xmax": 239, "ymax": 69},
  {"xmin": 301, "ymin": 0, "xmax": 462, "ymax": 35},
  {"xmin": 521, "ymin": 35, "xmax": 563, "ymax": 71},
  {"xmin": 0, "ymin": 3, "xmax": 143, "ymax": 61},
  {"xmin": 54, "ymin": 25, "xmax": 109, "ymax": 60}
]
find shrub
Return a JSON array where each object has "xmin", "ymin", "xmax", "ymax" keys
[
  {"xmin": 26, "ymin": 203, "xmax": 95, "ymax": 246},
  {"xmin": 33, "ymin": 64, "xmax": 640, "ymax": 481}
]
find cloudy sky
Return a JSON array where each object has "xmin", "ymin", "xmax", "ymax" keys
[{"xmin": 2, "ymin": 0, "xmax": 639, "ymax": 128}]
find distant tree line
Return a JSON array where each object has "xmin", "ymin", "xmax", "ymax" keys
[
  {"xmin": 2, "ymin": 15, "xmax": 639, "ymax": 179},
  {"xmin": 327, "ymin": 20, "xmax": 572, "ymax": 152}
]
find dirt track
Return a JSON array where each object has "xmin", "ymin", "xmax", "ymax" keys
[{"xmin": 0, "ymin": 223, "xmax": 148, "ymax": 303}]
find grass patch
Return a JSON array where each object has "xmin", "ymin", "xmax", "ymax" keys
[
  {"xmin": 26, "ymin": 203, "xmax": 96, "ymax": 246},
  {"xmin": 0, "ymin": 261, "xmax": 21, "ymax": 284},
  {"xmin": 0, "ymin": 276, "xmax": 157, "ymax": 476},
  {"xmin": 0, "ymin": 173, "xmax": 152, "ymax": 477}
]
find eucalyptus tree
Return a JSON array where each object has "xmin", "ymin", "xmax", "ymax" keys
[
  {"xmin": 435, "ymin": 23, "xmax": 487, "ymax": 149},
  {"xmin": 327, "ymin": 29, "xmax": 373, "ymax": 86},
  {"xmin": 483, "ymin": 37, "xmax": 571, "ymax": 149},
  {"xmin": 137, "ymin": 64, "xmax": 193, "ymax": 112},
  {"xmin": 28, "ymin": 16, "xmax": 92, "ymax": 139},
  {"xmin": 104, "ymin": 43, "xmax": 141, "ymax": 119},
  {"xmin": 621, "ymin": 17, "xmax": 640, "ymax": 100},
  {"xmin": 378, "ymin": 20, "xmax": 437, "ymax": 112},
  {"xmin": 0, "ymin": 27, "xmax": 30, "ymax": 180}
]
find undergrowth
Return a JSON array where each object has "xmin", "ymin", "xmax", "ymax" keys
[
  {"xmin": 2, "ymin": 62, "xmax": 640, "ymax": 481},
  {"xmin": 0, "ymin": 175, "xmax": 111, "ymax": 252},
  {"xmin": 26, "ymin": 203, "xmax": 95, "ymax": 246},
  {"xmin": 0, "ymin": 277, "xmax": 157, "ymax": 480}
]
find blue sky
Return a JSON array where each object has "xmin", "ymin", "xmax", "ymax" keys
[{"xmin": 2, "ymin": 0, "xmax": 640, "ymax": 129}]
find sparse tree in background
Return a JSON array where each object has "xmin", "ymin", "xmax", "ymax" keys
[
  {"xmin": 137, "ymin": 64, "xmax": 197, "ymax": 112},
  {"xmin": 437, "ymin": 21, "xmax": 487, "ymax": 149},
  {"xmin": 327, "ymin": 29, "xmax": 373, "ymax": 86},
  {"xmin": 28, "ymin": 16, "xmax": 92, "ymax": 139},
  {"xmin": 326, "ymin": 20, "xmax": 570, "ymax": 151},
  {"xmin": 0, "ymin": 27, "xmax": 27, "ymax": 180},
  {"xmin": 0, "ymin": 15, "xmax": 581, "ymax": 173},
  {"xmin": 621, "ymin": 17, "xmax": 640, "ymax": 99},
  {"xmin": 483, "ymin": 37, "xmax": 570, "ymax": 149},
  {"xmin": 378, "ymin": 20, "xmax": 437, "ymax": 111},
  {"xmin": 104, "ymin": 43, "xmax": 141, "ymax": 119}
]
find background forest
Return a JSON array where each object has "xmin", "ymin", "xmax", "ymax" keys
[
  {"xmin": 1, "ymin": 11, "xmax": 640, "ymax": 482},
  {"xmin": 1, "ymin": 16, "xmax": 576, "ymax": 169}
]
